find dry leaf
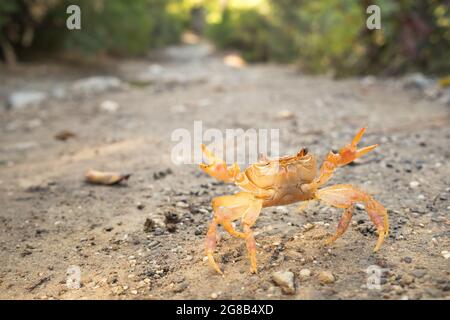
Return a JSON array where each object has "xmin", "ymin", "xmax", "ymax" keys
[
  {"xmin": 276, "ymin": 110, "xmax": 295, "ymax": 120},
  {"xmin": 223, "ymin": 54, "xmax": 246, "ymax": 68},
  {"xmin": 85, "ymin": 169, "xmax": 131, "ymax": 185},
  {"xmin": 55, "ymin": 130, "xmax": 77, "ymax": 141}
]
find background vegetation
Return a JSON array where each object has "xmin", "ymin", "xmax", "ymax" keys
[{"xmin": 0, "ymin": 0, "xmax": 448, "ymax": 75}]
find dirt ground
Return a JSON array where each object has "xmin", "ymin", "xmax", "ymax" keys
[{"xmin": 0, "ymin": 42, "xmax": 449, "ymax": 300}]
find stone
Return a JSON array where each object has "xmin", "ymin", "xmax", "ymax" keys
[
  {"xmin": 272, "ymin": 271, "xmax": 295, "ymax": 294},
  {"xmin": 411, "ymin": 269, "xmax": 427, "ymax": 279},
  {"xmin": 99, "ymin": 100, "xmax": 119, "ymax": 113},
  {"xmin": 318, "ymin": 271, "xmax": 335, "ymax": 284},
  {"xmin": 299, "ymin": 269, "xmax": 311, "ymax": 279},
  {"xmin": 400, "ymin": 274, "xmax": 414, "ymax": 286},
  {"xmin": 72, "ymin": 76, "xmax": 122, "ymax": 95},
  {"xmin": 409, "ymin": 181, "xmax": 420, "ymax": 189},
  {"xmin": 7, "ymin": 91, "xmax": 47, "ymax": 109}
]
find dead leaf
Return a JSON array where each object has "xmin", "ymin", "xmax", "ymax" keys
[
  {"xmin": 55, "ymin": 130, "xmax": 77, "ymax": 141},
  {"xmin": 223, "ymin": 54, "xmax": 246, "ymax": 68},
  {"xmin": 85, "ymin": 169, "xmax": 131, "ymax": 185},
  {"xmin": 276, "ymin": 110, "xmax": 295, "ymax": 120}
]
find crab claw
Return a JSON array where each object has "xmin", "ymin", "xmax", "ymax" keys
[
  {"xmin": 199, "ymin": 144, "xmax": 240, "ymax": 182},
  {"xmin": 338, "ymin": 128, "xmax": 378, "ymax": 166}
]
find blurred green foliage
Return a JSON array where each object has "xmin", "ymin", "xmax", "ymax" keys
[
  {"xmin": 0, "ymin": 0, "xmax": 185, "ymax": 62},
  {"xmin": 207, "ymin": 0, "xmax": 450, "ymax": 75},
  {"xmin": 1, "ymin": 0, "xmax": 449, "ymax": 75}
]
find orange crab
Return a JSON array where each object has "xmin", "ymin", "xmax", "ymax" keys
[{"xmin": 199, "ymin": 128, "xmax": 389, "ymax": 275}]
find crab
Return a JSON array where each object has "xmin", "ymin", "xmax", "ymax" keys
[{"xmin": 199, "ymin": 128, "xmax": 389, "ymax": 275}]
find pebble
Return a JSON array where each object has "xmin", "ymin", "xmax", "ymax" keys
[
  {"xmin": 72, "ymin": 76, "xmax": 122, "ymax": 95},
  {"xmin": 409, "ymin": 181, "xmax": 420, "ymax": 188},
  {"xmin": 299, "ymin": 269, "xmax": 311, "ymax": 279},
  {"xmin": 411, "ymin": 269, "xmax": 427, "ymax": 279},
  {"xmin": 402, "ymin": 256, "xmax": 412, "ymax": 264},
  {"xmin": 441, "ymin": 251, "xmax": 450, "ymax": 259},
  {"xmin": 143, "ymin": 218, "xmax": 155, "ymax": 233},
  {"xmin": 210, "ymin": 292, "xmax": 218, "ymax": 299},
  {"xmin": 400, "ymin": 274, "xmax": 414, "ymax": 286},
  {"xmin": 99, "ymin": 100, "xmax": 119, "ymax": 113},
  {"xmin": 176, "ymin": 201, "xmax": 189, "ymax": 208},
  {"xmin": 276, "ymin": 110, "xmax": 295, "ymax": 120},
  {"xmin": 318, "ymin": 271, "xmax": 335, "ymax": 284},
  {"xmin": 272, "ymin": 271, "xmax": 295, "ymax": 294},
  {"xmin": 7, "ymin": 90, "xmax": 47, "ymax": 109},
  {"xmin": 136, "ymin": 203, "xmax": 145, "ymax": 210},
  {"xmin": 275, "ymin": 206, "xmax": 289, "ymax": 214},
  {"xmin": 303, "ymin": 223, "xmax": 315, "ymax": 231}
]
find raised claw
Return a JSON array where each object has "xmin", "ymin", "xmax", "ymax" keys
[
  {"xmin": 338, "ymin": 128, "xmax": 378, "ymax": 166},
  {"xmin": 199, "ymin": 144, "xmax": 240, "ymax": 182}
]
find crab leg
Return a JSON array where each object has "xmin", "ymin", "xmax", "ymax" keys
[
  {"xmin": 199, "ymin": 144, "xmax": 240, "ymax": 183},
  {"xmin": 241, "ymin": 200, "xmax": 263, "ymax": 273},
  {"xmin": 313, "ymin": 128, "xmax": 378, "ymax": 188},
  {"xmin": 316, "ymin": 184, "xmax": 389, "ymax": 252},
  {"xmin": 325, "ymin": 206, "xmax": 353, "ymax": 245},
  {"xmin": 205, "ymin": 192, "xmax": 262, "ymax": 274}
]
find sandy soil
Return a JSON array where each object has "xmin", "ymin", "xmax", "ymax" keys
[{"xmin": 0, "ymin": 43, "xmax": 449, "ymax": 300}]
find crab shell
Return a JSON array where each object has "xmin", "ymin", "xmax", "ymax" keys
[{"xmin": 234, "ymin": 151, "xmax": 317, "ymax": 207}]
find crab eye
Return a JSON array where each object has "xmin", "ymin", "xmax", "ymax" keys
[{"xmin": 297, "ymin": 148, "xmax": 308, "ymax": 156}]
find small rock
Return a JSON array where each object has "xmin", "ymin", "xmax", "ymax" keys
[
  {"xmin": 400, "ymin": 274, "xmax": 414, "ymax": 286},
  {"xmin": 441, "ymin": 251, "xmax": 450, "ymax": 259},
  {"xmin": 166, "ymin": 223, "xmax": 177, "ymax": 233},
  {"xmin": 72, "ymin": 76, "xmax": 122, "ymax": 95},
  {"xmin": 299, "ymin": 269, "xmax": 311, "ymax": 279},
  {"xmin": 303, "ymin": 223, "xmax": 315, "ymax": 231},
  {"xmin": 176, "ymin": 201, "xmax": 189, "ymax": 208},
  {"xmin": 173, "ymin": 282, "xmax": 188, "ymax": 293},
  {"xmin": 409, "ymin": 181, "xmax": 420, "ymax": 189},
  {"xmin": 210, "ymin": 292, "xmax": 218, "ymax": 299},
  {"xmin": 54, "ymin": 130, "xmax": 77, "ymax": 141},
  {"xmin": 164, "ymin": 212, "xmax": 180, "ymax": 224},
  {"xmin": 136, "ymin": 203, "xmax": 145, "ymax": 210},
  {"xmin": 276, "ymin": 110, "xmax": 295, "ymax": 120},
  {"xmin": 143, "ymin": 218, "xmax": 155, "ymax": 233},
  {"xmin": 402, "ymin": 256, "xmax": 412, "ymax": 264},
  {"xmin": 99, "ymin": 100, "xmax": 119, "ymax": 113},
  {"xmin": 275, "ymin": 206, "xmax": 289, "ymax": 214},
  {"xmin": 403, "ymin": 73, "xmax": 434, "ymax": 90},
  {"xmin": 318, "ymin": 271, "xmax": 335, "ymax": 284},
  {"xmin": 272, "ymin": 271, "xmax": 295, "ymax": 295},
  {"xmin": 7, "ymin": 91, "xmax": 47, "ymax": 109},
  {"xmin": 153, "ymin": 168, "xmax": 173, "ymax": 180},
  {"xmin": 411, "ymin": 269, "xmax": 427, "ymax": 279}
]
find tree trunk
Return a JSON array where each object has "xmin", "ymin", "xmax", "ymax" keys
[{"xmin": 1, "ymin": 38, "xmax": 17, "ymax": 68}]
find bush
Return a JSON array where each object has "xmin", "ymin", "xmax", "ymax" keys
[
  {"xmin": 206, "ymin": 0, "xmax": 450, "ymax": 76},
  {"xmin": 0, "ymin": 0, "xmax": 186, "ymax": 64}
]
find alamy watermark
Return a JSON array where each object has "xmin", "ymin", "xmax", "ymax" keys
[
  {"xmin": 171, "ymin": 121, "xmax": 280, "ymax": 166},
  {"xmin": 366, "ymin": 5, "xmax": 381, "ymax": 30},
  {"xmin": 66, "ymin": 5, "xmax": 81, "ymax": 30},
  {"xmin": 366, "ymin": 265, "xmax": 388, "ymax": 290}
]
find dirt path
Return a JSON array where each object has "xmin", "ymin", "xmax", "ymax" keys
[{"xmin": 0, "ymin": 42, "xmax": 449, "ymax": 300}]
